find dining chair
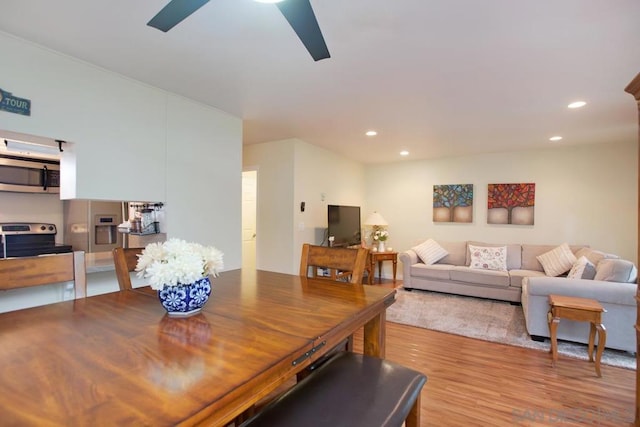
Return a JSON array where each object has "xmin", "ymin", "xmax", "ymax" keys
[
  {"xmin": 112, "ymin": 247, "xmax": 145, "ymax": 290},
  {"xmin": 299, "ymin": 243, "xmax": 369, "ymax": 285},
  {"xmin": 0, "ymin": 251, "xmax": 87, "ymax": 299},
  {"xmin": 297, "ymin": 243, "xmax": 370, "ymax": 380}
]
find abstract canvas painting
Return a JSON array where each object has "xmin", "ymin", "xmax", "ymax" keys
[
  {"xmin": 433, "ymin": 184, "xmax": 473, "ymax": 223},
  {"xmin": 487, "ymin": 183, "xmax": 535, "ymax": 225}
]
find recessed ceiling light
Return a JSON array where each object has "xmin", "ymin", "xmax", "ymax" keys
[
  {"xmin": 400, "ymin": 150, "xmax": 409, "ymax": 156},
  {"xmin": 568, "ymin": 101, "xmax": 586, "ymax": 109},
  {"xmin": 549, "ymin": 136, "xmax": 563, "ymax": 142},
  {"xmin": 365, "ymin": 130, "xmax": 377, "ymax": 137}
]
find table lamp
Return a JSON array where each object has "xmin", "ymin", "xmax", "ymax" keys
[
  {"xmin": 364, "ymin": 211, "xmax": 388, "ymax": 230},
  {"xmin": 364, "ymin": 211, "xmax": 388, "ymax": 251}
]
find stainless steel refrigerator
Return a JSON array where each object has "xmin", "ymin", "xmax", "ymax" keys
[{"xmin": 63, "ymin": 200, "xmax": 124, "ymax": 253}]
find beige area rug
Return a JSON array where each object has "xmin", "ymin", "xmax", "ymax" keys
[{"xmin": 387, "ymin": 288, "xmax": 636, "ymax": 370}]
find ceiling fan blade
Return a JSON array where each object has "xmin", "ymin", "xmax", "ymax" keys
[
  {"xmin": 148, "ymin": 0, "xmax": 210, "ymax": 32},
  {"xmin": 276, "ymin": 0, "xmax": 330, "ymax": 61}
]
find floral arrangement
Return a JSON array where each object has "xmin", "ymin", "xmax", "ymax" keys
[
  {"xmin": 135, "ymin": 238, "xmax": 224, "ymax": 291},
  {"xmin": 372, "ymin": 229, "xmax": 389, "ymax": 242}
]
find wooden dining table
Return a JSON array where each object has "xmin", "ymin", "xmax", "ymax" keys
[{"xmin": 0, "ymin": 269, "xmax": 396, "ymax": 426}]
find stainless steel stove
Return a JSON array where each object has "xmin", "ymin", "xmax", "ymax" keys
[{"xmin": 0, "ymin": 222, "xmax": 73, "ymax": 259}]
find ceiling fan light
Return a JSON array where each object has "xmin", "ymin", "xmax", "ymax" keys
[{"xmin": 568, "ymin": 101, "xmax": 586, "ymax": 109}]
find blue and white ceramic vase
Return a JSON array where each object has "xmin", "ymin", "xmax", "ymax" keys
[{"xmin": 158, "ymin": 276, "xmax": 212, "ymax": 317}]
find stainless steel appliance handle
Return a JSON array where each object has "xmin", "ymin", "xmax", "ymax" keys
[{"xmin": 43, "ymin": 165, "xmax": 48, "ymax": 191}]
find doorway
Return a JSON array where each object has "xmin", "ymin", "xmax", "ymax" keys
[{"xmin": 242, "ymin": 169, "xmax": 257, "ymax": 270}]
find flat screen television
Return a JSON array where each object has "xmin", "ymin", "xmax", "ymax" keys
[{"xmin": 327, "ymin": 205, "xmax": 361, "ymax": 247}]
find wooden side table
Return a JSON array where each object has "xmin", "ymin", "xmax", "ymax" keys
[
  {"xmin": 367, "ymin": 251, "xmax": 398, "ymax": 285},
  {"xmin": 548, "ymin": 294, "xmax": 607, "ymax": 377}
]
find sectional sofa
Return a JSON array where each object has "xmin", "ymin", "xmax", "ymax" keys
[{"xmin": 399, "ymin": 240, "xmax": 637, "ymax": 351}]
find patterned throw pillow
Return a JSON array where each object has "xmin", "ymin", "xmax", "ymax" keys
[
  {"xmin": 412, "ymin": 239, "xmax": 448, "ymax": 265},
  {"xmin": 567, "ymin": 256, "xmax": 596, "ymax": 280},
  {"xmin": 468, "ymin": 244, "xmax": 507, "ymax": 271},
  {"xmin": 537, "ymin": 243, "xmax": 577, "ymax": 277}
]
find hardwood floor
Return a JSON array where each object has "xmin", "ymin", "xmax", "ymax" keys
[{"xmin": 353, "ymin": 283, "xmax": 636, "ymax": 426}]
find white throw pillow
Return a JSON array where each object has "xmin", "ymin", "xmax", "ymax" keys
[
  {"xmin": 468, "ymin": 244, "xmax": 507, "ymax": 271},
  {"xmin": 567, "ymin": 256, "xmax": 596, "ymax": 280},
  {"xmin": 412, "ymin": 239, "xmax": 448, "ymax": 265},
  {"xmin": 537, "ymin": 243, "xmax": 576, "ymax": 277}
]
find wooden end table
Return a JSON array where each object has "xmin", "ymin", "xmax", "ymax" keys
[
  {"xmin": 367, "ymin": 251, "xmax": 398, "ymax": 285},
  {"xmin": 548, "ymin": 294, "xmax": 607, "ymax": 377}
]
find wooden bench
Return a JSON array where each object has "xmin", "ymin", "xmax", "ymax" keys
[{"xmin": 242, "ymin": 351, "xmax": 427, "ymax": 427}]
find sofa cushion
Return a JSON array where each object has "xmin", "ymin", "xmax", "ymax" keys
[
  {"xmin": 436, "ymin": 241, "xmax": 467, "ymax": 266},
  {"xmin": 594, "ymin": 259, "xmax": 638, "ymax": 283},
  {"xmin": 521, "ymin": 244, "xmax": 586, "ymax": 272},
  {"xmin": 450, "ymin": 266, "xmax": 510, "ymax": 287},
  {"xmin": 412, "ymin": 239, "xmax": 448, "ymax": 265},
  {"xmin": 509, "ymin": 269, "xmax": 546, "ymax": 288},
  {"xmin": 574, "ymin": 248, "xmax": 607, "ymax": 267},
  {"xmin": 535, "ymin": 243, "xmax": 577, "ymax": 276},
  {"xmin": 410, "ymin": 263, "xmax": 453, "ymax": 281},
  {"xmin": 468, "ymin": 244, "xmax": 507, "ymax": 271},
  {"xmin": 466, "ymin": 241, "xmax": 522, "ymax": 270},
  {"xmin": 567, "ymin": 256, "xmax": 596, "ymax": 280}
]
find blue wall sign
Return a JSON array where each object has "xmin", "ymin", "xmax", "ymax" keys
[{"xmin": 0, "ymin": 88, "xmax": 31, "ymax": 116}]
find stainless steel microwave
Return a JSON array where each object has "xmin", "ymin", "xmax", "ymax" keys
[{"xmin": 0, "ymin": 154, "xmax": 60, "ymax": 193}]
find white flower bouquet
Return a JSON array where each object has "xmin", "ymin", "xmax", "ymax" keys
[
  {"xmin": 135, "ymin": 238, "xmax": 224, "ymax": 291},
  {"xmin": 372, "ymin": 229, "xmax": 389, "ymax": 242}
]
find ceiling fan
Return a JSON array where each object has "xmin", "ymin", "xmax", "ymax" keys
[{"xmin": 147, "ymin": 0, "xmax": 330, "ymax": 61}]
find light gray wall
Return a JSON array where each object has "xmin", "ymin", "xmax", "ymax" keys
[{"xmin": 365, "ymin": 141, "xmax": 638, "ymax": 273}]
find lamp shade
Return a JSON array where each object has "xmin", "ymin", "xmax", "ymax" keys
[{"xmin": 364, "ymin": 212, "xmax": 388, "ymax": 226}]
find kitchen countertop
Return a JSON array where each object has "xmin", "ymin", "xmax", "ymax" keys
[{"xmin": 85, "ymin": 252, "xmax": 116, "ymax": 274}]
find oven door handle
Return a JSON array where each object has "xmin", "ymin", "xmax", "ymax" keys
[{"xmin": 42, "ymin": 165, "xmax": 49, "ymax": 191}]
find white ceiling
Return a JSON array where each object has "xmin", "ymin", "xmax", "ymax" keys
[{"xmin": 1, "ymin": 0, "xmax": 639, "ymax": 164}]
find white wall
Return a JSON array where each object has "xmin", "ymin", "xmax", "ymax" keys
[
  {"xmin": 293, "ymin": 140, "xmax": 366, "ymax": 270},
  {"xmin": 0, "ymin": 193, "xmax": 64, "ymax": 240},
  {"xmin": 366, "ymin": 141, "xmax": 638, "ymax": 273},
  {"xmin": 244, "ymin": 139, "xmax": 366, "ymax": 274},
  {"xmin": 165, "ymin": 94, "xmax": 242, "ymax": 266},
  {"xmin": 0, "ymin": 31, "xmax": 243, "ymax": 310},
  {"xmin": 0, "ymin": 31, "xmax": 166, "ymax": 202},
  {"xmin": 244, "ymin": 140, "xmax": 295, "ymax": 274}
]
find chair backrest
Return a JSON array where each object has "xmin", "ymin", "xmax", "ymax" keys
[
  {"xmin": 299, "ymin": 244, "xmax": 369, "ymax": 285},
  {"xmin": 0, "ymin": 251, "xmax": 87, "ymax": 299},
  {"xmin": 113, "ymin": 247, "xmax": 144, "ymax": 291}
]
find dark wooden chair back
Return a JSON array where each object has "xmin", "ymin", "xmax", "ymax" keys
[
  {"xmin": 0, "ymin": 251, "xmax": 87, "ymax": 299},
  {"xmin": 299, "ymin": 244, "xmax": 369, "ymax": 285},
  {"xmin": 113, "ymin": 247, "xmax": 145, "ymax": 291}
]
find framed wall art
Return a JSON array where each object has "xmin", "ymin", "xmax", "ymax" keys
[
  {"xmin": 487, "ymin": 183, "xmax": 535, "ymax": 225},
  {"xmin": 433, "ymin": 184, "xmax": 473, "ymax": 223}
]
